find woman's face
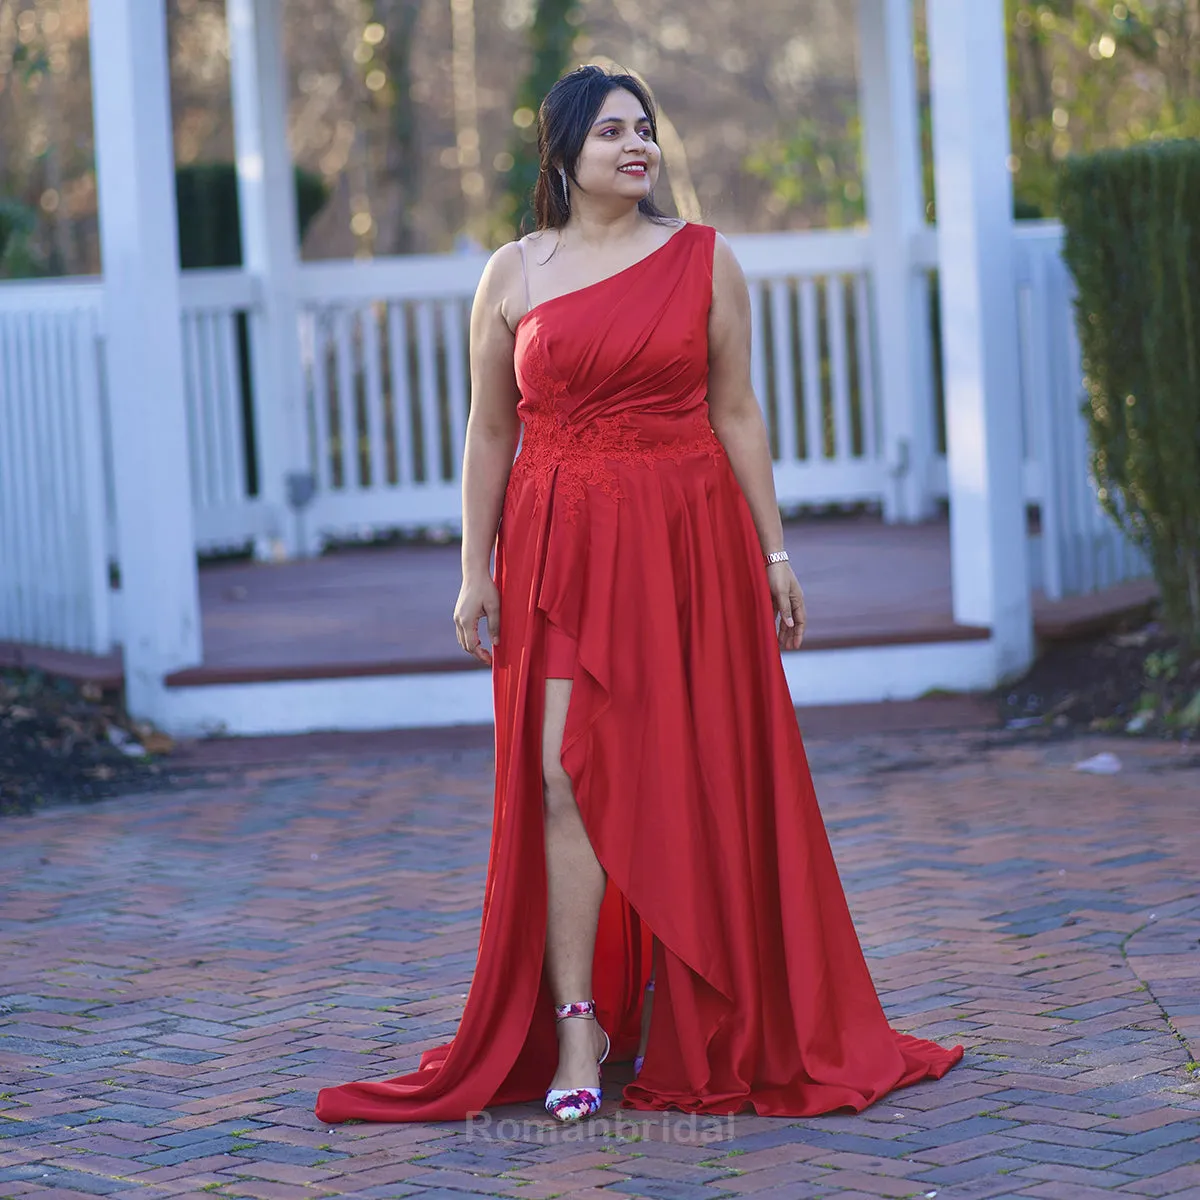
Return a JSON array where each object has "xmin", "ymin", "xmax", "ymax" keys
[{"xmin": 569, "ymin": 87, "xmax": 661, "ymax": 206}]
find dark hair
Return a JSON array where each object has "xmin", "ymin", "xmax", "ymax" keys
[{"xmin": 531, "ymin": 64, "xmax": 673, "ymax": 231}]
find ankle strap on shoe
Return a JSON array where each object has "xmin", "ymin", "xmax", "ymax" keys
[{"xmin": 554, "ymin": 1000, "xmax": 596, "ymax": 1021}]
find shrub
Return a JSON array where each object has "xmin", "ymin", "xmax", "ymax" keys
[
  {"xmin": 175, "ymin": 162, "xmax": 328, "ymax": 269},
  {"xmin": 1059, "ymin": 140, "xmax": 1200, "ymax": 650}
]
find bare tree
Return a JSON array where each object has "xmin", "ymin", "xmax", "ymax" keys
[{"xmin": 370, "ymin": 0, "xmax": 422, "ymax": 253}]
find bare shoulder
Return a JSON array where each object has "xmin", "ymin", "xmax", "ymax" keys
[
  {"xmin": 710, "ymin": 231, "xmax": 749, "ymax": 315},
  {"xmin": 479, "ymin": 240, "xmax": 523, "ymax": 293},
  {"xmin": 711, "ymin": 230, "xmax": 744, "ymax": 276},
  {"xmin": 473, "ymin": 240, "xmax": 526, "ymax": 331}
]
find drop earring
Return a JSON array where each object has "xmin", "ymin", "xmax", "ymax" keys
[{"xmin": 558, "ymin": 165, "xmax": 570, "ymax": 214}]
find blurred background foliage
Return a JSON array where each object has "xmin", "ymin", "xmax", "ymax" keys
[
  {"xmin": 1006, "ymin": 0, "xmax": 1200, "ymax": 219},
  {"xmin": 0, "ymin": 0, "xmax": 1198, "ymax": 275}
]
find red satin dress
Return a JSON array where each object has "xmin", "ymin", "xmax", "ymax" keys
[{"xmin": 314, "ymin": 223, "xmax": 962, "ymax": 1123}]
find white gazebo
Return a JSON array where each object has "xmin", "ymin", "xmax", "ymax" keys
[{"xmin": 0, "ymin": 0, "xmax": 1147, "ymax": 737}]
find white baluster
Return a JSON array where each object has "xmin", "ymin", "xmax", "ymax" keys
[{"xmin": 798, "ymin": 277, "xmax": 822, "ymax": 462}]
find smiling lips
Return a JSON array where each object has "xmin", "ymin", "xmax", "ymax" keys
[{"xmin": 618, "ymin": 162, "xmax": 647, "ymax": 176}]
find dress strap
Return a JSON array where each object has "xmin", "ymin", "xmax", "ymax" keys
[{"xmin": 519, "ymin": 237, "xmax": 531, "ymax": 313}]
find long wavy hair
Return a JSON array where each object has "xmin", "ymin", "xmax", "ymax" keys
[{"xmin": 530, "ymin": 64, "xmax": 673, "ymax": 232}]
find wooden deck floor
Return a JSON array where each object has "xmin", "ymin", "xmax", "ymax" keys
[{"xmin": 1, "ymin": 516, "xmax": 1157, "ymax": 689}]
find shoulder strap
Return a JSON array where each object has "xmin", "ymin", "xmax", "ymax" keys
[{"xmin": 518, "ymin": 237, "xmax": 531, "ymax": 311}]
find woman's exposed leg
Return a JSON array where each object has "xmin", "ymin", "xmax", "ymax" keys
[{"xmin": 543, "ymin": 678, "xmax": 608, "ymax": 1090}]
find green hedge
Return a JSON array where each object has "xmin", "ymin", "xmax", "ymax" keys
[
  {"xmin": 1059, "ymin": 140, "xmax": 1200, "ymax": 650},
  {"xmin": 175, "ymin": 162, "xmax": 328, "ymax": 269}
]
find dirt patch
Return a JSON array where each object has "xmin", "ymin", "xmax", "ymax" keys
[
  {"xmin": 999, "ymin": 613, "xmax": 1199, "ymax": 738},
  {"xmin": 0, "ymin": 671, "xmax": 174, "ymax": 815}
]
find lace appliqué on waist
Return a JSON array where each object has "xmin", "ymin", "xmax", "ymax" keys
[{"xmin": 507, "ymin": 410, "xmax": 723, "ymax": 523}]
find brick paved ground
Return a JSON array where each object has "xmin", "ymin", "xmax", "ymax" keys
[{"xmin": 2, "ymin": 725, "xmax": 1198, "ymax": 1200}]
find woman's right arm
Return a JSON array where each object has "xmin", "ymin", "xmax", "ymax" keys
[{"xmin": 453, "ymin": 243, "xmax": 524, "ymax": 665}]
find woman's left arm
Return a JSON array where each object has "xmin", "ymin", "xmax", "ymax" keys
[{"xmin": 707, "ymin": 232, "xmax": 806, "ymax": 650}]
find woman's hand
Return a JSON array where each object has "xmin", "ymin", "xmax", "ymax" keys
[
  {"xmin": 454, "ymin": 573, "xmax": 501, "ymax": 666},
  {"xmin": 768, "ymin": 562, "xmax": 806, "ymax": 651}
]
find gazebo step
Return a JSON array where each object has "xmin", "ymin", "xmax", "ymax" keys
[
  {"xmin": 0, "ymin": 642, "xmax": 124, "ymax": 690},
  {"xmin": 1034, "ymin": 579, "xmax": 1158, "ymax": 641},
  {"xmin": 3, "ymin": 579, "xmax": 1157, "ymax": 696},
  {"xmin": 161, "ymin": 622, "xmax": 992, "ymax": 688},
  {"xmin": 165, "ymin": 693, "xmax": 1001, "ymax": 770}
]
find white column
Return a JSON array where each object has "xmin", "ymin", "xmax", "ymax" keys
[
  {"xmin": 856, "ymin": 0, "xmax": 936, "ymax": 522},
  {"xmin": 228, "ymin": 0, "xmax": 311, "ymax": 556},
  {"xmin": 90, "ymin": 0, "xmax": 203, "ymax": 713},
  {"xmin": 926, "ymin": 0, "xmax": 1033, "ymax": 679}
]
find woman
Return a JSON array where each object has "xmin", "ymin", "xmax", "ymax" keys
[{"xmin": 315, "ymin": 65, "xmax": 962, "ymax": 1126}]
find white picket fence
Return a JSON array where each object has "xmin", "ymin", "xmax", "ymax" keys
[
  {"xmin": 1011, "ymin": 225, "xmax": 1150, "ymax": 595},
  {"xmin": 0, "ymin": 284, "xmax": 111, "ymax": 655},
  {"xmin": 178, "ymin": 270, "xmax": 273, "ymax": 549},
  {"xmin": 294, "ymin": 254, "xmax": 482, "ymax": 533},
  {"xmin": 739, "ymin": 232, "xmax": 882, "ymax": 503},
  {"xmin": 293, "ymin": 232, "xmax": 885, "ymax": 541},
  {"xmin": 288, "ymin": 226, "xmax": 1150, "ymax": 602},
  {"xmin": 0, "ymin": 224, "xmax": 1151, "ymax": 657}
]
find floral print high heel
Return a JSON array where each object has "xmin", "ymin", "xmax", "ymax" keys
[{"xmin": 545, "ymin": 1000, "xmax": 610, "ymax": 1122}]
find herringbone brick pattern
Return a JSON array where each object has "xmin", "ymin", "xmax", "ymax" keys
[{"xmin": 2, "ymin": 728, "xmax": 1198, "ymax": 1199}]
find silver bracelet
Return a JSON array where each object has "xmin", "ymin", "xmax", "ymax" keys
[{"xmin": 764, "ymin": 550, "xmax": 790, "ymax": 566}]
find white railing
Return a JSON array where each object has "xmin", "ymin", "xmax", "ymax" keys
[
  {"xmin": 0, "ymin": 224, "xmax": 1154, "ymax": 661},
  {"xmin": 1012, "ymin": 224, "xmax": 1150, "ymax": 598},
  {"xmin": 0, "ymin": 286, "xmax": 112, "ymax": 654},
  {"xmin": 291, "ymin": 231, "xmax": 886, "ymax": 541},
  {"xmin": 294, "ymin": 254, "xmax": 484, "ymax": 534},
  {"xmin": 738, "ymin": 232, "xmax": 881, "ymax": 505},
  {"xmin": 178, "ymin": 269, "xmax": 272, "ymax": 551},
  {"xmin": 917, "ymin": 222, "xmax": 1150, "ymax": 600}
]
